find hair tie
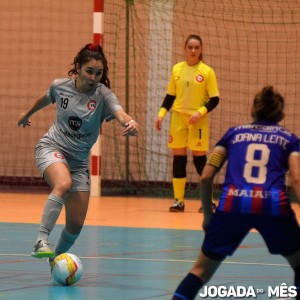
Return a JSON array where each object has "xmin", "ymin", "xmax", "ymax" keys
[{"xmin": 87, "ymin": 43, "xmax": 99, "ymax": 51}]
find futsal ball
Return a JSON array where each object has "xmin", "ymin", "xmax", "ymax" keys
[{"xmin": 51, "ymin": 253, "xmax": 83, "ymax": 286}]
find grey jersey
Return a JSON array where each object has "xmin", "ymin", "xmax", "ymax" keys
[{"xmin": 40, "ymin": 78, "xmax": 123, "ymax": 161}]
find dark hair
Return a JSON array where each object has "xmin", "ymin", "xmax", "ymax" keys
[
  {"xmin": 252, "ymin": 86, "xmax": 284, "ymax": 123},
  {"xmin": 68, "ymin": 43, "xmax": 110, "ymax": 88},
  {"xmin": 185, "ymin": 34, "xmax": 203, "ymax": 61}
]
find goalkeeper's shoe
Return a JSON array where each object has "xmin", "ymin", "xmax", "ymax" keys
[
  {"xmin": 169, "ymin": 200, "xmax": 185, "ymax": 212},
  {"xmin": 198, "ymin": 201, "xmax": 217, "ymax": 213},
  {"xmin": 31, "ymin": 240, "xmax": 55, "ymax": 259}
]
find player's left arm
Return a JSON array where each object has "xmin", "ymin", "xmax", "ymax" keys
[
  {"xmin": 189, "ymin": 66, "xmax": 220, "ymax": 124},
  {"xmin": 189, "ymin": 96, "xmax": 220, "ymax": 125},
  {"xmin": 201, "ymin": 146, "xmax": 227, "ymax": 230},
  {"xmin": 203, "ymin": 96, "xmax": 220, "ymax": 113},
  {"xmin": 114, "ymin": 110, "xmax": 138, "ymax": 136}
]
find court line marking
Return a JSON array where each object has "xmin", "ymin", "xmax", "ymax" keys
[{"xmin": 0, "ymin": 253, "xmax": 289, "ymax": 267}]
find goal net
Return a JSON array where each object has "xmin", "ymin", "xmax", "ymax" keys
[
  {"xmin": 1, "ymin": 0, "xmax": 300, "ymax": 197},
  {"xmin": 101, "ymin": 0, "xmax": 300, "ymax": 196}
]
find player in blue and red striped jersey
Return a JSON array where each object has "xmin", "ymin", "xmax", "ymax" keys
[{"xmin": 172, "ymin": 86, "xmax": 300, "ymax": 300}]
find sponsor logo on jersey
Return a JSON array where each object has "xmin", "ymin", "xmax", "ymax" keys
[
  {"xmin": 59, "ymin": 92, "xmax": 73, "ymax": 98},
  {"xmin": 196, "ymin": 74, "xmax": 204, "ymax": 82},
  {"xmin": 68, "ymin": 116, "xmax": 82, "ymax": 131},
  {"xmin": 87, "ymin": 100, "xmax": 96, "ymax": 110},
  {"xmin": 59, "ymin": 128, "xmax": 92, "ymax": 139}
]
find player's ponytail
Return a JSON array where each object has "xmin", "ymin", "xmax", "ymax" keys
[{"xmin": 252, "ymin": 86, "xmax": 284, "ymax": 123}]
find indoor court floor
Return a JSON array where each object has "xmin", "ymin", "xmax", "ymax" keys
[{"xmin": 0, "ymin": 192, "xmax": 298, "ymax": 300}]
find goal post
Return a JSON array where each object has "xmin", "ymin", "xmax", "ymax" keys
[{"xmin": 90, "ymin": 0, "xmax": 104, "ymax": 196}]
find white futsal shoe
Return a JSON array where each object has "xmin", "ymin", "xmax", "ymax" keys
[{"xmin": 31, "ymin": 240, "xmax": 55, "ymax": 259}]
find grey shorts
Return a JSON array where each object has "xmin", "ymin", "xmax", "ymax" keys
[{"xmin": 35, "ymin": 141, "xmax": 90, "ymax": 192}]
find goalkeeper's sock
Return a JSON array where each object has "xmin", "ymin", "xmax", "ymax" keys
[
  {"xmin": 172, "ymin": 273, "xmax": 203, "ymax": 300},
  {"xmin": 173, "ymin": 177, "xmax": 186, "ymax": 202}
]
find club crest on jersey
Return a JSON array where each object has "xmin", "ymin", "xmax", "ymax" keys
[
  {"xmin": 87, "ymin": 100, "xmax": 96, "ymax": 110},
  {"xmin": 68, "ymin": 116, "xmax": 82, "ymax": 131},
  {"xmin": 196, "ymin": 75, "xmax": 204, "ymax": 82},
  {"xmin": 54, "ymin": 152, "xmax": 65, "ymax": 159}
]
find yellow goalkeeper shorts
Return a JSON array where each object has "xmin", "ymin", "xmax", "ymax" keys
[{"xmin": 168, "ymin": 110, "xmax": 209, "ymax": 151}]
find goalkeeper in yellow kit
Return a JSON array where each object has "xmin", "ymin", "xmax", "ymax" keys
[{"xmin": 154, "ymin": 34, "xmax": 220, "ymax": 212}]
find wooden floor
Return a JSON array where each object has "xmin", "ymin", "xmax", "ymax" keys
[
  {"xmin": 0, "ymin": 192, "xmax": 207, "ymax": 230},
  {"xmin": 1, "ymin": 192, "xmax": 300, "ymax": 230}
]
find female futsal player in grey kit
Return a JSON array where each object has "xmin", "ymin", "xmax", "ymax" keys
[{"xmin": 18, "ymin": 43, "xmax": 138, "ymax": 259}]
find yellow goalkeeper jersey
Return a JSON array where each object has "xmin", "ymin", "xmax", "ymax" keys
[{"xmin": 167, "ymin": 61, "xmax": 219, "ymax": 115}]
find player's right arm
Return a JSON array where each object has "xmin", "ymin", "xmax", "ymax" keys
[
  {"xmin": 154, "ymin": 94, "xmax": 175, "ymax": 131},
  {"xmin": 288, "ymin": 152, "xmax": 300, "ymax": 204},
  {"xmin": 18, "ymin": 94, "xmax": 50, "ymax": 127}
]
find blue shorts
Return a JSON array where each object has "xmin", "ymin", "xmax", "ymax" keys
[{"xmin": 202, "ymin": 211, "xmax": 300, "ymax": 260}]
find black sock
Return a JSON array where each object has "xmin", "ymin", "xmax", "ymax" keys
[{"xmin": 172, "ymin": 273, "xmax": 203, "ymax": 300}]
